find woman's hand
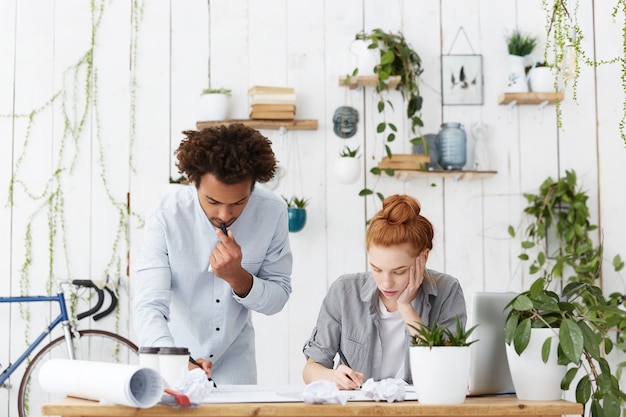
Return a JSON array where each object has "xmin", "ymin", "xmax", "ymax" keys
[
  {"xmin": 397, "ymin": 251, "xmax": 426, "ymax": 308},
  {"xmin": 333, "ymin": 364, "xmax": 365, "ymax": 390}
]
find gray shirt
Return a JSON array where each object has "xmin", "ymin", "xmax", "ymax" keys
[{"xmin": 302, "ymin": 270, "xmax": 466, "ymax": 384}]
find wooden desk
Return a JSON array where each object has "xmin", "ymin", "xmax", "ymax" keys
[{"xmin": 43, "ymin": 395, "xmax": 583, "ymax": 417}]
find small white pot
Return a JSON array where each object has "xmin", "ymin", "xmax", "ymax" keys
[
  {"xmin": 505, "ymin": 328, "xmax": 568, "ymax": 401},
  {"xmin": 199, "ymin": 93, "xmax": 230, "ymax": 121},
  {"xmin": 333, "ymin": 157, "xmax": 361, "ymax": 185},
  {"xmin": 410, "ymin": 346, "xmax": 470, "ymax": 404},
  {"xmin": 529, "ymin": 67, "xmax": 556, "ymax": 92}
]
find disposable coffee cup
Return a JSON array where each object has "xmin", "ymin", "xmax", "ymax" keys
[
  {"xmin": 158, "ymin": 346, "xmax": 189, "ymax": 388},
  {"xmin": 138, "ymin": 346, "xmax": 161, "ymax": 373}
]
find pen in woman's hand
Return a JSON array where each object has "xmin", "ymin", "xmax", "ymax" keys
[{"xmin": 189, "ymin": 356, "xmax": 217, "ymax": 388}]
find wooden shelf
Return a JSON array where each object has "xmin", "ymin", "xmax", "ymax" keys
[
  {"xmin": 338, "ymin": 75, "xmax": 401, "ymax": 90},
  {"xmin": 391, "ymin": 170, "xmax": 498, "ymax": 181},
  {"xmin": 196, "ymin": 119, "xmax": 318, "ymax": 131},
  {"xmin": 498, "ymin": 92, "xmax": 564, "ymax": 105}
]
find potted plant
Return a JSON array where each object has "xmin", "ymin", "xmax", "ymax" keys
[
  {"xmin": 282, "ymin": 195, "xmax": 309, "ymax": 233},
  {"xmin": 200, "ymin": 87, "xmax": 232, "ymax": 121},
  {"xmin": 505, "ymin": 170, "xmax": 626, "ymax": 415},
  {"xmin": 408, "ymin": 317, "xmax": 478, "ymax": 404},
  {"xmin": 334, "ymin": 146, "xmax": 361, "ymax": 185},
  {"xmin": 528, "ymin": 61, "xmax": 558, "ymax": 92},
  {"xmin": 505, "ymin": 30, "xmax": 538, "ymax": 93},
  {"xmin": 352, "ymin": 29, "xmax": 424, "ymax": 202}
]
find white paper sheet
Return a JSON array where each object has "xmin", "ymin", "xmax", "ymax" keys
[
  {"xmin": 39, "ymin": 359, "xmax": 164, "ymax": 408},
  {"xmin": 200, "ymin": 385, "xmax": 417, "ymax": 403}
]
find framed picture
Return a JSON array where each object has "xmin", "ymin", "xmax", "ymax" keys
[{"xmin": 441, "ymin": 54, "xmax": 484, "ymax": 105}]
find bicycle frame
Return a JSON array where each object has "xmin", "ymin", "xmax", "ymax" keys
[{"xmin": 0, "ymin": 289, "xmax": 75, "ymax": 388}]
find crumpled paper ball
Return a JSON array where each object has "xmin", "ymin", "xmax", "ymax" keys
[
  {"xmin": 302, "ymin": 380, "xmax": 348, "ymax": 405},
  {"xmin": 173, "ymin": 368, "xmax": 216, "ymax": 403},
  {"xmin": 361, "ymin": 378, "xmax": 406, "ymax": 402}
]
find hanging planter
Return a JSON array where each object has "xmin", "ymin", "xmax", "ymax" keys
[
  {"xmin": 333, "ymin": 146, "xmax": 361, "ymax": 185},
  {"xmin": 283, "ymin": 196, "xmax": 309, "ymax": 233}
]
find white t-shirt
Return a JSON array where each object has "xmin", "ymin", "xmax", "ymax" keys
[{"xmin": 378, "ymin": 298, "xmax": 406, "ymax": 379}]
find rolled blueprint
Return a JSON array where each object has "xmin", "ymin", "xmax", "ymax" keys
[{"xmin": 39, "ymin": 359, "xmax": 163, "ymax": 408}]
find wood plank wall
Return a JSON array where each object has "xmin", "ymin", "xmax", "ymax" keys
[{"xmin": 1, "ymin": 1, "xmax": 625, "ymax": 415}]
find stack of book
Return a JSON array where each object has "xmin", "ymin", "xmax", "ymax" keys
[{"xmin": 248, "ymin": 86, "xmax": 296, "ymax": 120}]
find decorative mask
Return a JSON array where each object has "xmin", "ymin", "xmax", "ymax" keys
[{"xmin": 332, "ymin": 106, "xmax": 359, "ymax": 138}]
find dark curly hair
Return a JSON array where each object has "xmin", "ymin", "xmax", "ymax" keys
[{"xmin": 175, "ymin": 124, "xmax": 277, "ymax": 186}]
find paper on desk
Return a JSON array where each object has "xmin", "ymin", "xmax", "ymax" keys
[
  {"xmin": 200, "ymin": 385, "xmax": 417, "ymax": 403},
  {"xmin": 39, "ymin": 359, "xmax": 164, "ymax": 408}
]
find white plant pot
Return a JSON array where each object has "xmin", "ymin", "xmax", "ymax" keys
[
  {"xmin": 410, "ymin": 346, "xmax": 470, "ymax": 404},
  {"xmin": 199, "ymin": 93, "xmax": 230, "ymax": 121},
  {"xmin": 505, "ymin": 328, "xmax": 568, "ymax": 401},
  {"xmin": 529, "ymin": 67, "xmax": 556, "ymax": 92},
  {"xmin": 333, "ymin": 157, "xmax": 361, "ymax": 185}
]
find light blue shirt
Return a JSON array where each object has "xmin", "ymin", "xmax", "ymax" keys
[{"xmin": 133, "ymin": 184, "xmax": 292, "ymax": 384}]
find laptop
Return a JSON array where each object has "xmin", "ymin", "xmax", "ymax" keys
[{"xmin": 467, "ymin": 291, "xmax": 517, "ymax": 396}]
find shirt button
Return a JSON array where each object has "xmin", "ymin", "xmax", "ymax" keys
[
  {"xmin": 209, "ymin": 354, "xmax": 214, "ymax": 358},
  {"xmin": 216, "ymin": 299, "xmax": 220, "ymax": 303},
  {"xmin": 216, "ymin": 327, "xmax": 220, "ymax": 331}
]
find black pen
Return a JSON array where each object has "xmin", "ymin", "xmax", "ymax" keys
[
  {"xmin": 220, "ymin": 223, "xmax": 228, "ymax": 235},
  {"xmin": 189, "ymin": 356, "xmax": 217, "ymax": 388},
  {"xmin": 337, "ymin": 349, "xmax": 350, "ymax": 368}
]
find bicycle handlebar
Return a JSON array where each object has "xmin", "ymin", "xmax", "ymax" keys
[{"xmin": 72, "ymin": 279, "xmax": 118, "ymax": 321}]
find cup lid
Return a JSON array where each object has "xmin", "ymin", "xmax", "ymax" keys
[
  {"xmin": 138, "ymin": 346, "xmax": 161, "ymax": 354},
  {"xmin": 158, "ymin": 346, "xmax": 190, "ymax": 355}
]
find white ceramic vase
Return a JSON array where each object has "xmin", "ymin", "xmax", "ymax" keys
[
  {"xmin": 410, "ymin": 346, "xmax": 471, "ymax": 404},
  {"xmin": 199, "ymin": 93, "xmax": 229, "ymax": 121},
  {"xmin": 506, "ymin": 54, "xmax": 533, "ymax": 93},
  {"xmin": 505, "ymin": 328, "xmax": 568, "ymax": 401},
  {"xmin": 333, "ymin": 157, "xmax": 361, "ymax": 185}
]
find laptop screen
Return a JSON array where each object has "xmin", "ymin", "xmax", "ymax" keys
[{"xmin": 467, "ymin": 291, "xmax": 517, "ymax": 396}]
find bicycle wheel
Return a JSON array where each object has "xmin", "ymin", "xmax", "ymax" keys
[{"xmin": 18, "ymin": 329, "xmax": 138, "ymax": 417}]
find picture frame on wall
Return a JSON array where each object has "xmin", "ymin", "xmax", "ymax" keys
[{"xmin": 441, "ymin": 54, "xmax": 484, "ymax": 105}]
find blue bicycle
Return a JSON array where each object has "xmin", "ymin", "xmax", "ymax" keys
[{"xmin": 0, "ymin": 279, "xmax": 138, "ymax": 417}]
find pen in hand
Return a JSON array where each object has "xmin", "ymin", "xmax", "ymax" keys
[
  {"xmin": 189, "ymin": 356, "xmax": 217, "ymax": 388},
  {"xmin": 220, "ymin": 223, "xmax": 228, "ymax": 235}
]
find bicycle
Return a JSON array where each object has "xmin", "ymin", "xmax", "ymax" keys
[{"xmin": 0, "ymin": 278, "xmax": 139, "ymax": 417}]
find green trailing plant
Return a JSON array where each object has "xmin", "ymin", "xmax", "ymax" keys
[
  {"xmin": 339, "ymin": 146, "xmax": 360, "ymax": 158},
  {"xmin": 506, "ymin": 30, "xmax": 538, "ymax": 56},
  {"xmin": 201, "ymin": 87, "xmax": 232, "ymax": 96},
  {"xmin": 169, "ymin": 175, "xmax": 190, "ymax": 184},
  {"xmin": 541, "ymin": 0, "xmax": 626, "ymax": 143},
  {"xmin": 506, "ymin": 169, "xmax": 626, "ymax": 417},
  {"xmin": 282, "ymin": 195, "xmax": 309, "ymax": 209},
  {"xmin": 352, "ymin": 29, "xmax": 424, "ymax": 204},
  {"xmin": 2, "ymin": 0, "xmax": 145, "ymax": 366},
  {"xmin": 409, "ymin": 316, "xmax": 478, "ymax": 348}
]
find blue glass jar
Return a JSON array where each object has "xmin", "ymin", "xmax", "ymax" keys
[{"xmin": 436, "ymin": 122, "xmax": 467, "ymax": 170}]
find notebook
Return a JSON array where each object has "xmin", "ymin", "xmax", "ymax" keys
[{"xmin": 467, "ymin": 291, "xmax": 517, "ymax": 396}]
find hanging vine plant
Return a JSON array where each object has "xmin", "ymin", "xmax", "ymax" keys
[
  {"xmin": 349, "ymin": 28, "xmax": 425, "ymax": 204},
  {"xmin": 2, "ymin": 0, "xmax": 145, "ymax": 336},
  {"xmin": 543, "ymin": 0, "xmax": 626, "ymax": 144}
]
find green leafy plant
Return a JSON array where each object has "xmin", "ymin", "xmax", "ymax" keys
[
  {"xmin": 506, "ymin": 169, "xmax": 626, "ymax": 417},
  {"xmin": 339, "ymin": 146, "xmax": 360, "ymax": 158},
  {"xmin": 201, "ymin": 87, "xmax": 232, "ymax": 96},
  {"xmin": 506, "ymin": 30, "xmax": 538, "ymax": 56},
  {"xmin": 409, "ymin": 316, "xmax": 478, "ymax": 348},
  {"xmin": 353, "ymin": 28, "xmax": 424, "ymax": 202},
  {"xmin": 282, "ymin": 195, "xmax": 309, "ymax": 209},
  {"xmin": 169, "ymin": 175, "xmax": 190, "ymax": 184}
]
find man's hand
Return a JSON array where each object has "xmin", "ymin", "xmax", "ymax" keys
[
  {"xmin": 332, "ymin": 364, "xmax": 364, "ymax": 390},
  {"xmin": 189, "ymin": 357, "xmax": 213, "ymax": 379},
  {"xmin": 210, "ymin": 228, "xmax": 253, "ymax": 297}
]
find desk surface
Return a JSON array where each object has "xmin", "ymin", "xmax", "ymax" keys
[{"xmin": 43, "ymin": 395, "xmax": 583, "ymax": 417}]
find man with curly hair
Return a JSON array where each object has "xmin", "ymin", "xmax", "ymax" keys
[{"xmin": 133, "ymin": 124, "xmax": 293, "ymax": 384}]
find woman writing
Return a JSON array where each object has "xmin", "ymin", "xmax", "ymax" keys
[{"xmin": 302, "ymin": 194, "xmax": 466, "ymax": 389}]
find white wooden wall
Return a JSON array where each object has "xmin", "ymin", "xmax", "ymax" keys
[{"xmin": 1, "ymin": 1, "xmax": 625, "ymax": 415}]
